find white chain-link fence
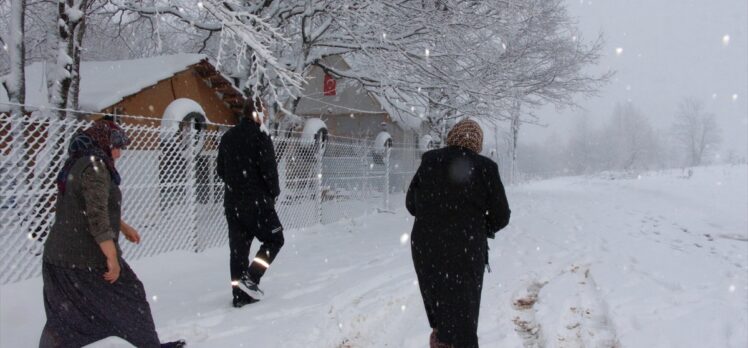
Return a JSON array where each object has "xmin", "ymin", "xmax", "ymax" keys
[{"xmin": 0, "ymin": 112, "xmax": 420, "ymax": 285}]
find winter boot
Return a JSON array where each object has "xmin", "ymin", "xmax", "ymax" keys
[
  {"xmin": 237, "ymin": 276, "xmax": 264, "ymax": 300},
  {"xmin": 232, "ymin": 295, "xmax": 259, "ymax": 308},
  {"xmin": 160, "ymin": 339, "xmax": 186, "ymax": 348}
]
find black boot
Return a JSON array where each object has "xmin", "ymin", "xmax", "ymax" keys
[
  {"xmin": 161, "ymin": 339, "xmax": 186, "ymax": 348},
  {"xmin": 232, "ymin": 285, "xmax": 260, "ymax": 308}
]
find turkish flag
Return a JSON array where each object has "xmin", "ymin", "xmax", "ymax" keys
[{"xmin": 324, "ymin": 74, "xmax": 336, "ymax": 96}]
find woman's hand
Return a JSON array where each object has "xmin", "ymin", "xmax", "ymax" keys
[
  {"xmin": 120, "ymin": 220, "xmax": 141, "ymax": 244},
  {"xmin": 99, "ymin": 239, "xmax": 120, "ymax": 283},
  {"xmin": 104, "ymin": 257, "xmax": 121, "ymax": 283}
]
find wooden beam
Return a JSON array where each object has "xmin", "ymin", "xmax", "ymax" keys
[{"xmin": 224, "ymin": 96, "xmax": 243, "ymax": 104}]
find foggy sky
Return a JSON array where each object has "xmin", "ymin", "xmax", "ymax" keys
[{"xmin": 524, "ymin": 0, "xmax": 748, "ymax": 159}]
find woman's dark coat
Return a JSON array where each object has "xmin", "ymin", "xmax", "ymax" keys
[{"xmin": 407, "ymin": 146, "xmax": 510, "ymax": 348}]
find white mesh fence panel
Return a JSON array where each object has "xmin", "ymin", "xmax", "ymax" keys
[{"xmin": 0, "ymin": 112, "xmax": 420, "ymax": 284}]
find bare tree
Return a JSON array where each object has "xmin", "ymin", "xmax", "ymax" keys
[
  {"xmin": 39, "ymin": 0, "xmax": 610, "ymax": 158},
  {"xmin": 566, "ymin": 113, "xmax": 597, "ymax": 174},
  {"xmin": 672, "ymin": 98, "xmax": 721, "ymax": 167},
  {"xmin": 606, "ymin": 102, "xmax": 658, "ymax": 171},
  {"xmin": 1, "ymin": 0, "xmax": 27, "ymax": 174},
  {"xmin": 334, "ymin": 0, "xmax": 609, "ymax": 170},
  {"xmin": 1, "ymin": 0, "xmax": 25, "ymax": 115},
  {"xmin": 49, "ymin": 0, "xmax": 91, "ymax": 119}
]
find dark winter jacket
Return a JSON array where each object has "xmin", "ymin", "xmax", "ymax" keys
[
  {"xmin": 407, "ymin": 146, "xmax": 510, "ymax": 267},
  {"xmin": 43, "ymin": 157, "xmax": 122, "ymax": 269},
  {"xmin": 217, "ymin": 117, "xmax": 280, "ymax": 206}
]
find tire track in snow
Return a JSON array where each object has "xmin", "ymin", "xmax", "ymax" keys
[
  {"xmin": 511, "ymin": 265, "xmax": 620, "ymax": 348},
  {"xmin": 512, "ymin": 280, "xmax": 547, "ymax": 348},
  {"xmin": 563, "ymin": 266, "xmax": 620, "ymax": 348}
]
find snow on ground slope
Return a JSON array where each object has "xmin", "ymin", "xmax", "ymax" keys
[{"xmin": 1, "ymin": 165, "xmax": 746, "ymax": 347}]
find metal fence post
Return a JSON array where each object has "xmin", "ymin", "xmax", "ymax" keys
[
  {"xmin": 208, "ymin": 154, "xmax": 216, "ymax": 205},
  {"xmin": 384, "ymin": 147, "xmax": 391, "ymax": 211},
  {"xmin": 315, "ymin": 141, "xmax": 325, "ymax": 224},
  {"xmin": 185, "ymin": 127, "xmax": 200, "ymax": 252}
]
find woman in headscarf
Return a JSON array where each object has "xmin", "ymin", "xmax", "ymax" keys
[
  {"xmin": 407, "ymin": 119, "xmax": 511, "ymax": 348},
  {"xmin": 40, "ymin": 119, "xmax": 185, "ymax": 348}
]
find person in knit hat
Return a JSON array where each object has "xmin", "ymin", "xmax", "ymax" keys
[
  {"xmin": 446, "ymin": 118, "xmax": 484, "ymax": 153},
  {"xmin": 407, "ymin": 119, "xmax": 511, "ymax": 348}
]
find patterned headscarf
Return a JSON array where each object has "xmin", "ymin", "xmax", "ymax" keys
[
  {"xmin": 446, "ymin": 119, "xmax": 483, "ymax": 153},
  {"xmin": 56, "ymin": 120, "xmax": 131, "ymax": 195}
]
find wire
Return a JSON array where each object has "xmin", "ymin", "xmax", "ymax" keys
[
  {"xmin": 293, "ymin": 94, "xmax": 391, "ymax": 115},
  {"xmin": 0, "ymin": 101, "xmax": 232, "ymax": 125}
]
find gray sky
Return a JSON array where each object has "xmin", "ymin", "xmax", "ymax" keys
[{"xmin": 523, "ymin": 0, "xmax": 748, "ymax": 158}]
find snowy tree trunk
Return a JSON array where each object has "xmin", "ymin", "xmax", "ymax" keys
[
  {"xmin": 509, "ymin": 98, "xmax": 521, "ymax": 185},
  {"xmin": 3, "ymin": 0, "xmax": 26, "ymax": 114},
  {"xmin": 51, "ymin": 0, "xmax": 89, "ymax": 119},
  {"xmin": 69, "ymin": 13, "xmax": 87, "ymax": 116},
  {"xmin": 3, "ymin": 0, "xmax": 27, "ymax": 177}
]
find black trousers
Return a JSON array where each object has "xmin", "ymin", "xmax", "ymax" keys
[{"xmin": 225, "ymin": 202, "xmax": 284, "ymax": 299}]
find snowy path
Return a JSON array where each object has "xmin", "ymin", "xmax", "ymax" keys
[{"xmin": 2, "ymin": 166, "xmax": 746, "ymax": 347}]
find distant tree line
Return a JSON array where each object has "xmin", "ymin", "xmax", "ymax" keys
[{"xmin": 515, "ymin": 97, "xmax": 732, "ymax": 179}]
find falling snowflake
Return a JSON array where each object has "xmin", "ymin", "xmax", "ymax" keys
[
  {"xmin": 615, "ymin": 47, "xmax": 624, "ymax": 56},
  {"xmin": 722, "ymin": 34, "xmax": 730, "ymax": 46},
  {"xmin": 400, "ymin": 233, "xmax": 410, "ymax": 245}
]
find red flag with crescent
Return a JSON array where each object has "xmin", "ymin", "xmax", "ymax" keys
[{"xmin": 324, "ymin": 74, "xmax": 337, "ymax": 96}]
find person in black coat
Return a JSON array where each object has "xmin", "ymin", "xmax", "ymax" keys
[
  {"xmin": 406, "ymin": 119, "xmax": 511, "ymax": 348},
  {"xmin": 217, "ymin": 104, "xmax": 284, "ymax": 307}
]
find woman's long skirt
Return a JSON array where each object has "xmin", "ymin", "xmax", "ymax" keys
[
  {"xmin": 411, "ymin": 220, "xmax": 487, "ymax": 348},
  {"xmin": 39, "ymin": 261, "xmax": 161, "ymax": 348}
]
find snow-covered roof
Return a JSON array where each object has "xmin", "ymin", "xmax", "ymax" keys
[
  {"xmin": 4, "ymin": 54, "xmax": 207, "ymax": 112},
  {"xmin": 373, "ymin": 88, "xmax": 426, "ymax": 131},
  {"xmin": 299, "ymin": 54, "xmax": 425, "ymax": 132},
  {"xmin": 340, "ymin": 54, "xmax": 426, "ymax": 131}
]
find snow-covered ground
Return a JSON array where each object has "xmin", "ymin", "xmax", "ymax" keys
[{"xmin": 2, "ymin": 165, "xmax": 746, "ymax": 347}]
